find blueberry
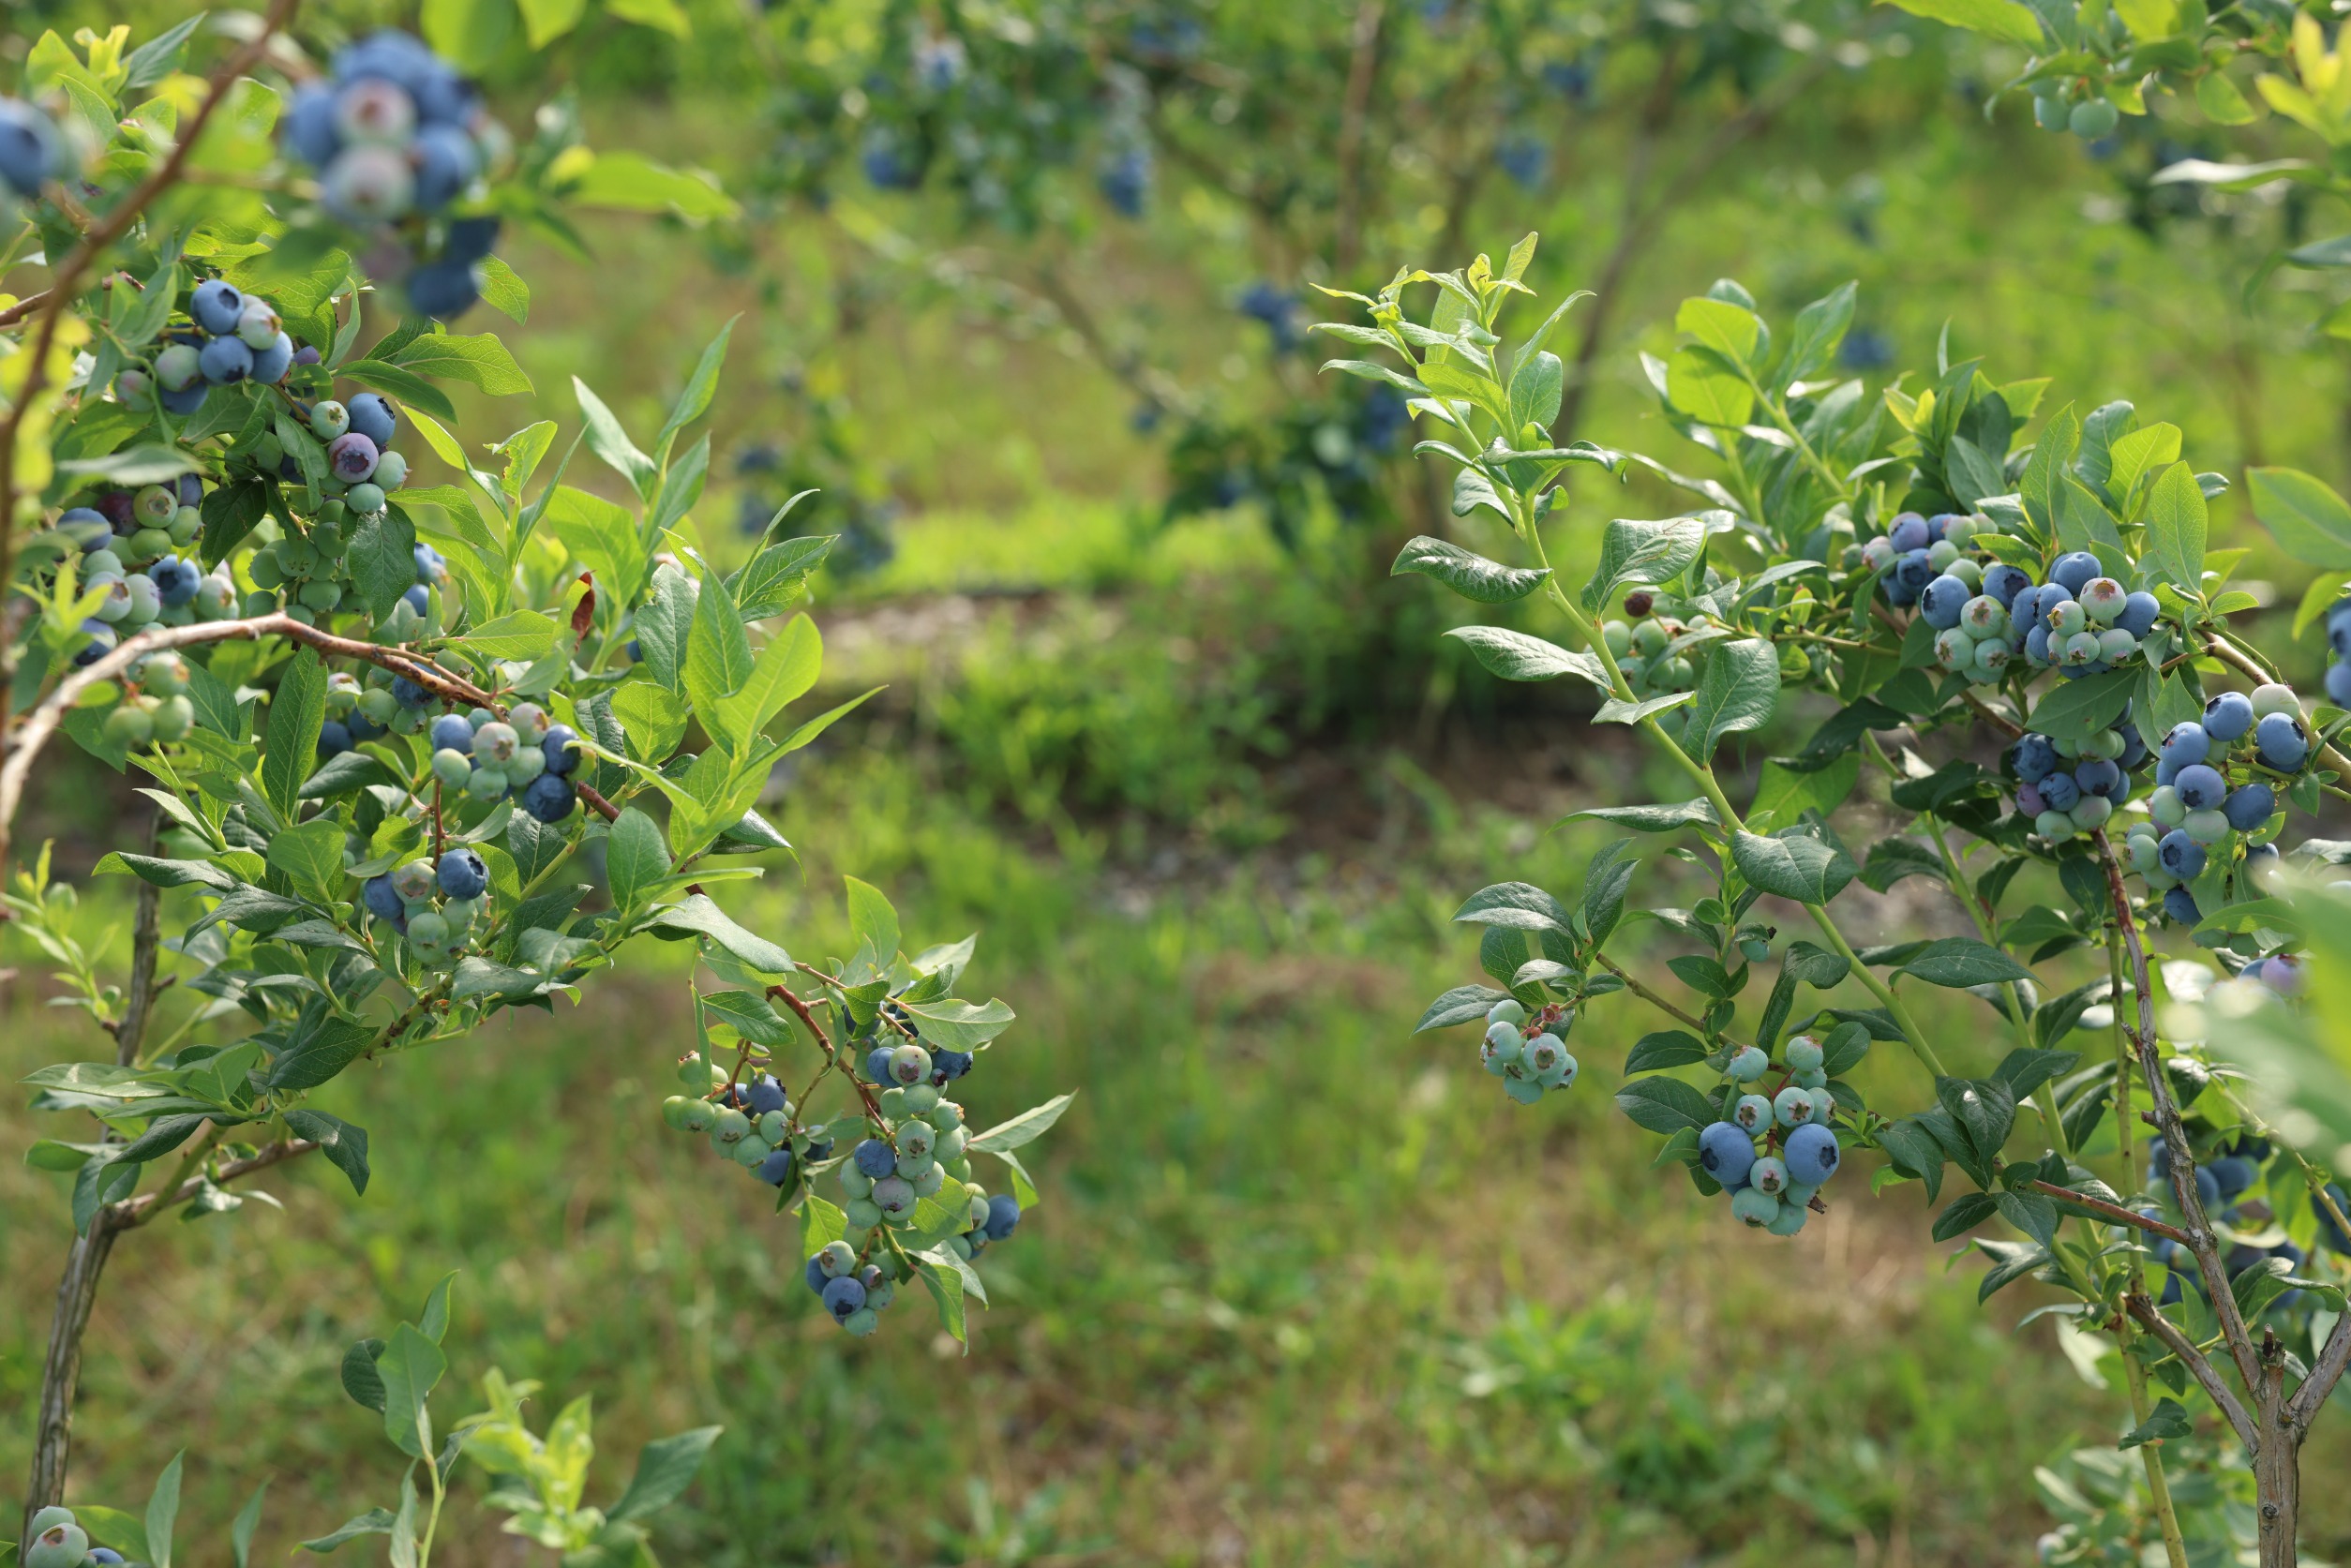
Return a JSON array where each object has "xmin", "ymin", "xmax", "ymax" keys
[
  {"xmin": 1730, "ymin": 1094, "xmax": 1774, "ymax": 1135},
  {"xmin": 430, "ymin": 713, "xmax": 472, "ymax": 752},
  {"xmin": 2158, "ymin": 829, "xmax": 2206, "ymax": 880},
  {"xmin": 1772, "ymin": 1084, "xmax": 1816, "ymax": 1128},
  {"xmin": 2173, "ymin": 764, "xmax": 2224, "ymax": 811},
  {"xmin": 1698, "ymin": 1121, "xmax": 1756, "ymax": 1188},
  {"xmin": 362, "ymin": 874, "xmax": 404, "ymax": 923},
  {"xmin": 2329, "ymin": 664, "xmax": 2351, "ymax": 708},
  {"xmin": 865, "ymin": 1045, "xmax": 896, "ymax": 1083},
  {"xmin": 1983, "ymin": 563, "xmax": 2032, "ymax": 609},
  {"xmin": 2051, "ymin": 551, "xmax": 2102, "ymax": 593},
  {"xmin": 821, "ymin": 1275, "xmax": 867, "ymax": 1322},
  {"xmin": 984, "ymin": 1192, "xmax": 1021, "ymax": 1239},
  {"xmin": 2116, "ymin": 590, "xmax": 2162, "ymax": 636},
  {"xmin": 446, "ymin": 215, "xmax": 502, "ymax": 264},
  {"xmin": 754, "ymin": 1146, "xmax": 797, "ymax": 1187},
  {"xmin": 1888, "ymin": 512, "xmax": 1929, "ymax": 552},
  {"xmin": 90, "ymin": 1552, "xmax": 127, "ymax": 1566},
  {"xmin": 1784, "ymin": 1123, "xmax": 1840, "ymax": 1185},
  {"xmin": 1730, "ymin": 1187, "xmax": 1778, "ymax": 1227},
  {"xmin": 519, "ymin": 772, "xmax": 576, "ymax": 822},
  {"xmin": 872, "ymin": 1175, "xmax": 917, "ymax": 1218},
  {"xmin": 2025, "ymin": 625, "xmax": 2051, "ymax": 665},
  {"xmin": 410, "ymin": 124, "xmax": 478, "ymax": 212},
  {"xmin": 248, "ymin": 330, "xmax": 294, "ymax": 384},
  {"xmin": 407, "ymin": 256, "xmax": 480, "ymax": 318},
  {"xmin": 2074, "ymin": 758, "xmax": 2121, "ymax": 799},
  {"xmin": 932, "ymin": 1048, "xmax": 974, "ymax": 1082},
  {"xmin": 2224, "ymin": 784, "xmax": 2275, "ymax": 831},
  {"xmin": 2201, "ymin": 690, "xmax": 2254, "ymax": 743},
  {"xmin": 1726, "ymin": 1045, "xmax": 1768, "ymax": 1082},
  {"xmin": 150, "ymin": 556, "xmax": 200, "ymax": 606},
  {"xmin": 2160, "ymin": 722, "xmax": 2209, "ymax": 769},
  {"xmin": 391, "ymin": 676, "xmax": 428, "ymax": 708},
  {"xmin": 853, "ymin": 1138, "xmax": 897, "ymax": 1178},
  {"xmin": 538, "ymin": 723, "xmax": 581, "ymax": 776},
  {"xmin": 2255, "ymin": 711, "xmax": 2309, "ymax": 770},
  {"xmin": 2253, "ymin": 682, "xmax": 2300, "ymax": 718},
  {"xmin": 436, "ymin": 846, "xmax": 487, "ymax": 900},
  {"xmin": 198, "ymin": 335, "xmax": 253, "ymax": 384},
  {"xmin": 347, "ymin": 392, "xmax": 398, "ymax": 446},
  {"xmin": 327, "ymin": 431, "xmax": 380, "ymax": 482},
  {"xmin": 2039, "ymin": 771, "xmax": 2081, "ymax": 812},
  {"xmin": 2314, "ymin": 1186, "xmax": 2351, "ymax": 1252},
  {"xmin": 1750, "ymin": 1156, "xmax": 1790, "ymax": 1195},
  {"xmin": 2209, "ymin": 1155, "xmax": 2257, "ymax": 1200},
  {"xmin": 1784, "ymin": 1035, "xmax": 1823, "ymax": 1072},
  {"xmin": 1893, "ymin": 548, "xmax": 1935, "ymax": 594},
  {"xmin": 2163, "ymin": 887, "xmax": 2202, "ymax": 925},
  {"xmin": 889, "ymin": 1042, "xmax": 933, "ymax": 1084},
  {"xmin": 319, "ymin": 719, "xmax": 354, "ymax": 759},
  {"xmin": 747, "ymin": 1074, "xmax": 786, "ymax": 1115},
  {"xmin": 2195, "ymin": 1165, "xmax": 2223, "ymax": 1210},
  {"xmin": 190, "ymin": 278, "xmax": 246, "ymax": 335},
  {"xmin": 0, "ymin": 98, "xmax": 62, "ymax": 197},
  {"xmin": 1920, "ymin": 574, "xmax": 1970, "ymax": 630}
]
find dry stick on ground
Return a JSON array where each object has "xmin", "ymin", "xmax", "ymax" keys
[{"xmin": 0, "ymin": 0, "xmax": 302, "ymax": 705}]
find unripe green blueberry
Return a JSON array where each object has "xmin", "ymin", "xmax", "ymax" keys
[
  {"xmin": 1792, "ymin": 1067, "xmax": 1828, "ymax": 1091},
  {"xmin": 2083, "ymin": 728, "xmax": 2126, "ymax": 762},
  {"xmin": 1946, "ymin": 556, "xmax": 1983, "ymax": 589},
  {"xmin": 1970, "ymin": 641, "xmax": 2012, "ymax": 680},
  {"xmin": 1630, "ymin": 620, "xmax": 1668, "ymax": 656},
  {"xmin": 946, "ymin": 1155, "xmax": 972, "ymax": 1180},
  {"xmin": 311, "ymin": 399, "xmax": 351, "ymax": 439},
  {"xmin": 105, "ymin": 704, "xmax": 155, "ymax": 747},
  {"xmin": 1773, "ymin": 1084, "xmax": 1816, "ymax": 1128},
  {"xmin": 878, "ymin": 1086, "xmax": 908, "ymax": 1118},
  {"xmin": 1926, "ymin": 538, "xmax": 1959, "ymax": 571},
  {"xmin": 1727, "ymin": 1045, "xmax": 1768, "ymax": 1082},
  {"xmin": 1730, "ymin": 1187, "xmax": 1778, "ymax": 1227},
  {"xmin": 2069, "ymin": 97, "xmax": 2119, "ymax": 138},
  {"xmin": 928, "ymin": 1100, "xmax": 965, "ymax": 1132},
  {"xmin": 680, "ymin": 1098, "xmax": 716, "ymax": 1133},
  {"xmin": 2149, "ymin": 784, "xmax": 2185, "ymax": 828},
  {"xmin": 1751, "ymin": 1155, "xmax": 1789, "ymax": 1196},
  {"xmin": 967, "ymin": 1193, "xmax": 993, "ymax": 1230},
  {"xmin": 900, "ymin": 1081, "xmax": 939, "ymax": 1113},
  {"xmin": 2097, "ymin": 628, "xmax": 2139, "ymax": 664},
  {"xmin": 1487, "ymin": 998, "xmax": 1526, "ymax": 1027},
  {"xmin": 842, "ymin": 1306, "xmax": 880, "ymax": 1337},
  {"xmin": 912, "ymin": 1162, "xmax": 946, "ymax": 1196},
  {"xmin": 845, "ymin": 1197, "xmax": 883, "ymax": 1229},
  {"xmin": 2036, "ymin": 809, "xmax": 2075, "ymax": 841},
  {"xmin": 1732, "ymin": 1093, "xmax": 1774, "ymax": 1133},
  {"xmin": 897, "ymin": 1119, "xmax": 937, "ymax": 1160},
  {"xmin": 872, "ymin": 1175, "xmax": 917, "ymax": 1220},
  {"xmin": 431, "ymin": 747, "xmax": 472, "ymax": 787},
  {"xmin": 711, "ymin": 1108, "xmax": 751, "ymax": 1146},
  {"xmin": 2183, "ymin": 808, "xmax": 2230, "ymax": 845},
  {"xmin": 1766, "ymin": 1197, "xmax": 1810, "ymax": 1235},
  {"xmin": 25, "ymin": 1508, "xmax": 75, "ymax": 1538},
  {"xmin": 888, "ymin": 1042, "xmax": 933, "ymax": 1085},
  {"xmin": 465, "ymin": 766, "xmax": 508, "ymax": 799},
  {"xmin": 753, "ymin": 1108, "xmax": 789, "ymax": 1142},
  {"xmin": 1935, "ymin": 627, "xmax": 1976, "ymax": 671},
  {"xmin": 374, "ymin": 449, "xmax": 409, "ymax": 487},
  {"xmin": 731, "ymin": 1133, "xmax": 771, "ymax": 1167},
  {"xmin": 1602, "ymin": 620, "xmax": 1632, "ymax": 656},
  {"xmin": 348, "ymin": 482, "xmax": 387, "ymax": 515},
  {"xmin": 169, "ymin": 504, "xmax": 202, "ymax": 545},
  {"xmin": 2062, "ymin": 631, "xmax": 2103, "ymax": 666},
  {"xmin": 24, "ymin": 1520, "xmax": 89, "ymax": 1568},
  {"xmin": 661, "ymin": 1095, "xmax": 695, "ymax": 1130},
  {"xmin": 146, "ymin": 693, "xmax": 193, "ymax": 740},
  {"xmin": 949, "ymin": 1233, "xmax": 975, "ymax": 1260},
  {"xmin": 839, "ymin": 1166, "xmax": 874, "ymax": 1200},
  {"xmin": 2047, "ymin": 599, "xmax": 2087, "ymax": 637},
  {"xmin": 407, "ymin": 911, "xmax": 450, "ymax": 948},
  {"xmin": 1807, "ymin": 1085, "xmax": 1836, "ymax": 1124},
  {"xmin": 2071, "ymin": 796, "xmax": 2113, "ymax": 830},
  {"xmin": 934, "ymin": 1126, "xmax": 967, "ymax": 1162},
  {"xmin": 817, "ymin": 1239, "xmax": 858, "ymax": 1277}
]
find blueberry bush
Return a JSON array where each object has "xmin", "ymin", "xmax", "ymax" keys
[
  {"xmin": 0, "ymin": 10, "xmax": 1066, "ymax": 1559},
  {"xmin": 1346, "ymin": 234, "xmax": 2351, "ymax": 1566}
]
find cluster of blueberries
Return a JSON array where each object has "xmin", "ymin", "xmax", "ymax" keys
[
  {"xmin": 803, "ymin": 1239, "xmax": 904, "ymax": 1337},
  {"xmin": 20, "ymin": 1506, "xmax": 127, "ymax": 1568},
  {"xmin": 281, "ymin": 30, "xmax": 504, "ymax": 318},
  {"xmin": 0, "ymin": 97, "xmax": 68, "ymax": 203},
  {"xmin": 2143, "ymin": 1136, "xmax": 2327, "ymax": 1312},
  {"xmin": 1479, "ymin": 997, "xmax": 1580, "ymax": 1105},
  {"xmin": 1597, "ymin": 597, "xmax": 1703, "ymax": 698},
  {"xmin": 123, "ymin": 278, "xmax": 302, "ymax": 417},
  {"xmin": 663, "ymin": 1068, "xmax": 825, "ymax": 1193},
  {"xmin": 2010, "ymin": 720, "xmax": 2146, "ymax": 842},
  {"xmin": 852, "ymin": 1035, "xmax": 1018, "ymax": 1260},
  {"xmin": 1695, "ymin": 1033, "xmax": 1843, "ymax": 1235},
  {"xmin": 2126, "ymin": 686, "xmax": 2308, "ymax": 925},
  {"xmin": 360, "ymin": 847, "xmax": 491, "ymax": 966},
  {"xmin": 99, "ymin": 650, "xmax": 197, "ymax": 750},
  {"xmin": 1865, "ymin": 515, "xmax": 2164, "ymax": 685},
  {"xmin": 2029, "ymin": 82, "xmax": 2121, "ymax": 141},
  {"xmin": 54, "ymin": 480, "xmax": 241, "ymax": 672},
  {"xmin": 322, "ymin": 701, "xmax": 581, "ymax": 825}
]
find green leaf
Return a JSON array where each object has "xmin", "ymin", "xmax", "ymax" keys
[
  {"xmin": 1445, "ymin": 625, "xmax": 1607, "ymax": 687},
  {"xmin": 1594, "ymin": 691, "xmax": 1695, "ymax": 726},
  {"xmin": 1779, "ymin": 281, "xmax": 1856, "ymax": 385},
  {"xmin": 1685, "ymin": 638, "xmax": 1778, "ymax": 755},
  {"xmin": 900, "ymin": 997, "xmax": 1016, "ymax": 1052},
  {"xmin": 1939, "ymin": 1075, "xmax": 2018, "ymax": 1162},
  {"xmin": 344, "ymin": 505, "xmax": 418, "ymax": 621},
  {"xmin": 2247, "ymin": 467, "xmax": 2351, "ymax": 568},
  {"xmin": 913, "ymin": 1248, "xmax": 970, "ymax": 1348},
  {"xmin": 267, "ymin": 1017, "xmax": 377, "ymax": 1090},
  {"xmin": 606, "ymin": 808, "xmax": 669, "ymax": 911},
  {"xmin": 337, "ymin": 359, "xmax": 457, "ymax": 422},
  {"xmin": 376, "ymin": 1322, "xmax": 446, "ymax": 1458},
  {"xmin": 285, "ymin": 1109, "xmax": 369, "ymax": 1194},
  {"xmin": 545, "ymin": 485, "xmax": 651, "ymax": 610},
  {"xmin": 967, "ymin": 1092, "xmax": 1074, "ymax": 1154},
  {"xmin": 1415, "ymin": 984, "xmax": 1509, "ymax": 1031},
  {"xmin": 1665, "ymin": 345, "xmax": 1753, "ymax": 426},
  {"xmin": 1581, "ymin": 515, "xmax": 1708, "ymax": 613},
  {"xmin": 1896, "ymin": 937, "xmax": 2036, "ymax": 988},
  {"xmin": 2119, "ymin": 1396, "xmax": 2194, "ymax": 1450},
  {"xmin": 1878, "ymin": 0, "xmax": 2046, "ymax": 47},
  {"xmin": 2143, "ymin": 461, "xmax": 2209, "ymax": 594},
  {"xmin": 633, "ymin": 564, "xmax": 698, "ymax": 692},
  {"xmin": 1389, "ymin": 535, "xmax": 1550, "ymax": 603},
  {"xmin": 607, "ymin": 1426, "xmax": 724, "ymax": 1523},
  {"xmin": 649, "ymin": 894, "xmax": 792, "ymax": 975},
  {"xmin": 1624, "ymin": 1031, "xmax": 1710, "ymax": 1073},
  {"xmin": 1453, "ymin": 881, "xmax": 1570, "ymax": 932},
  {"xmin": 266, "ymin": 818, "xmax": 346, "ymax": 899},
  {"xmin": 732, "ymin": 531, "xmax": 833, "ymax": 620},
  {"xmin": 610, "ymin": 679, "xmax": 691, "ymax": 764},
  {"xmin": 2027, "ymin": 669, "xmax": 2138, "ymax": 747},
  {"xmin": 465, "ymin": 609, "xmax": 561, "ymax": 661},
  {"xmin": 386, "ymin": 330, "xmax": 532, "ymax": 396},
  {"xmin": 1561, "ymin": 799, "xmax": 1719, "ymax": 833},
  {"xmin": 301, "ymin": 1509, "xmax": 397, "ymax": 1554},
  {"xmin": 657, "ymin": 316, "xmax": 738, "ymax": 459},
  {"xmin": 262, "ymin": 650, "xmax": 328, "ymax": 823},
  {"xmin": 684, "ymin": 574, "xmax": 755, "ymax": 728},
  {"xmin": 715, "ymin": 615, "xmax": 820, "ymax": 751},
  {"xmin": 517, "ymin": 0, "xmax": 590, "ymax": 45},
  {"xmin": 1731, "ymin": 830, "xmax": 1857, "ymax": 906},
  {"xmin": 147, "ymin": 1451, "xmax": 184, "ymax": 1568},
  {"xmin": 1614, "ymin": 1075, "xmax": 1718, "ymax": 1135},
  {"xmin": 573, "ymin": 377, "xmax": 658, "ymax": 500},
  {"xmin": 1505, "ymin": 349, "xmax": 1565, "ymax": 432},
  {"xmin": 232, "ymin": 1484, "xmax": 266, "ymax": 1568},
  {"xmin": 562, "ymin": 150, "xmax": 739, "ymax": 220},
  {"xmin": 1676, "ymin": 295, "xmax": 1762, "ymax": 368}
]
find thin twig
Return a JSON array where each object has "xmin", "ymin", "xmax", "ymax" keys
[
  {"xmin": 2028, "ymin": 1179, "xmax": 2190, "ymax": 1245},
  {"xmin": 110, "ymin": 1136, "xmax": 319, "ymax": 1229},
  {"xmin": 1593, "ymin": 949, "xmax": 1753, "ymax": 1052},
  {"xmin": 2126, "ymin": 1292, "xmax": 2260, "ymax": 1453}
]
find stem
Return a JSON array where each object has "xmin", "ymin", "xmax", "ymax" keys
[
  {"xmin": 2120, "ymin": 1345, "xmax": 2194, "ymax": 1568},
  {"xmin": 2124, "ymin": 1292, "xmax": 2258, "ymax": 1451},
  {"xmin": 1521, "ymin": 507, "xmax": 1945, "ymax": 1076},
  {"xmin": 419, "ymin": 1441, "xmax": 447, "ymax": 1568},
  {"xmin": 1593, "ymin": 949, "xmax": 1751, "ymax": 1050},
  {"xmin": 1915, "ymin": 801, "xmax": 2052, "ymax": 1145}
]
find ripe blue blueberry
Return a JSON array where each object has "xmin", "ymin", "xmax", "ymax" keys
[
  {"xmin": 541, "ymin": 723, "xmax": 580, "ymax": 774},
  {"xmin": 2163, "ymin": 887, "xmax": 2202, "ymax": 925},
  {"xmin": 198, "ymin": 335, "xmax": 254, "ymax": 384},
  {"xmin": 436, "ymin": 846, "xmax": 487, "ymax": 900},
  {"xmin": 1892, "ymin": 548, "xmax": 1934, "ymax": 596},
  {"xmin": 865, "ymin": 1045, "xmax": 896, "ymax": 1083},
  {"xmin": 1888, "ymin": 513, "xmax": 1929, "ymax": 552},
  {"xmin": 2209, "ymin": 1155, "xmax": 2257, "ymax": 1200},
  {"xmin": 347, "ymin": 392, "xmax": 398, "ymax": 446},
  {"xmin": 821, "ymin": 1276, "xmax": 868, "ymax": 1322},
  {"xmin": 249, "ymin": 331, "xmax": 293, "ymax": 384},
  {"xmin": 2117, "ymin": 591, "xmax": 2161, "ymax": 637},
  {"xmin": 363, "ymin": 874, "xmax": 404, "ymax": 923},
  {"xmin": 985, "ymin": 1193, "xmax": 1022, "ymax": 1239},
  {"xmin": 1920, "ymin": 574, "xmax": 1970, "ymax": 629},
  {"xmin": 932, "ymin": 1048, "xmax": 974, "ymax": 1082},
  {"xmin": 2012, "ymin": 735, "xmax": 2058, "ymax": 783},
  {"xmin": 408, "ymin": 256, "xmax": 481, "ymax": 318},
  {"xmin": 319, "ymin": 720, "xmax": 353, "ymax": 759},
  {"xmin": 2160, "ymin": 722, "xmax": 2209, "ymax": 769},
  {"xmin": 2329, "ymin": 664, "xmax": 2351, "ymax": 708},
  {"xmin": 1983, "ymin": 563, "xmax": 2032, "ymax": 609},
  {"xmin": 2255, "ymin": 711, "xmax": 2309, "ymax": 770},
  {"xmin": 2074, "ymin": 758, "xmax": 2121, "ymax": 799},
  {"xmin": 2157, "ymin": 829, "xmax": 2206, "ymax": 880},
  {"xmin": 520, "ymin": 772, "xmax": 577, "ymax": 822},
  {"xmin": 747, "ymin": 1074, "xmax": 787, "ymax": 1115},
  {"xmin": 754, "ymin": 1146, "xmax": 797, "ymax": 1187},
  {"xmin": 2173, "ymin": 764, "xmax": 2224, "ymax": 811},
  {"xmin": 2051, "ymin": 551, "xmax": 2102, "ymax": 593},
  {"xmin": 854, "ymin": 1138, "xmax": 897, "ymax": 1178},
  {"xmin": 1698, "ymin": 1121, "xmax": 1756, "ymax": 1188},
  {"xmin": 2314, "ymin": 1186, "xmax": 2351, "ymax": 1252},
  {"xmin": 190, "ymin": 278, "xmax": 246, "ymax": 335},
  {"xmin": 2224, "ymin": 784, "xmax": 2275, "ymax": 831},
  {"xmin": 2039, "ymin": 772, "xmax": 2081, "ymax": 812},
  {"xmin": 0, "ymin": 99, "xmax": 62, "ymax": 198},
  {"xmin": 429, "ymin": 713, "xmax": 472, "ymax": 752},
  {"xmin": 1784, "ymin": 1123, "xmax": 1840, "ymax": 1185},
  {"xmin": 327, "ymin": 431, "xmax": 380, "ymax": 482}
]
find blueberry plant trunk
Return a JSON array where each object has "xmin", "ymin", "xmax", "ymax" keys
[
  {"xmin": 1335, "ymin": 238, "xmax": 2351, "ymax": 1564},
  {"xmin": 1, "ymin": 10, "xmax": 1068, "ymax": 1561}
]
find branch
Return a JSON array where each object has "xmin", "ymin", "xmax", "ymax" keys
[
  {"xmin": 0, "ymin": 289, "xmax": 53, "ymax": 329},
  {"xmin": 108, "ymin": 1136, "xmax": 319, "ymax": 1230},
  {"xmin": 2288, "ymin": 1308, "xmax": 2351, "ymax": 1431},
  {"xmin": 2127, "ymin": 1292, "xmax": 2260, "ymax": 1453},
  {"xmin": 2094, "ymin": 829, "xmax": 2268, "ymax": 1398},
  {"xmin": 0, "ymin": 0, "xmax": 303, "ymax": 688},
  {"xmin": 1592, "ymin": 949, "xmax": 1752, "ymax": 1052},
  {"xmin": 0, "ymin": 611, "xmax": 496, "ymax": 869},
  {"xmin": 768, "ymin": 982, "xmax": 885, "ymax": 1121},
  {"xmin": 2028, "ymin": 1179, "xmax": 2191, "ymax": 1245},
  {"xmin": 576, "ymin": 779, "xmax": 620, "ymax": 824}
]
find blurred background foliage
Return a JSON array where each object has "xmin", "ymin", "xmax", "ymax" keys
[{"xmin": 12, "ymin": 0, "xmax": 2351, "ymax": 1561}]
